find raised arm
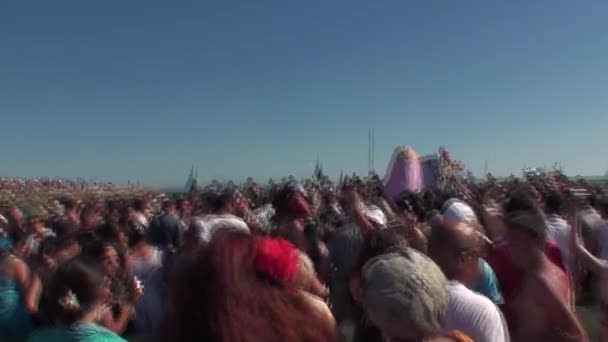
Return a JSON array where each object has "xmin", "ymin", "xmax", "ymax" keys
[
  {"xmin": 13, "ymin": 256, "xmax": 41, "ymax": 313},
  {"xmin": 570, "ymin": 215, "xmax": 607, "ymax": 275}
]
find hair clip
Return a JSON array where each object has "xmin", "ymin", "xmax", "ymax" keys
[{"xmin": 59, "ymin": 290, "xmax": 80, "ymax": 310}]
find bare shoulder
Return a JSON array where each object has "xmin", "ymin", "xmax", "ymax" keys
[
  {"xmin": 2, "ymin": 254, "xmax": 27, "ymax": 279},
  {"xmin": 300, "ymin": 290, "xmax": 336, "ymax": 326},
  {"xmin": 529, "ymin": 271, "xmax": 569, "ymax": 308}
]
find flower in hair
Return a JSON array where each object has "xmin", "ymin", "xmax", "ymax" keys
[
  {"xmin": 253, "ymin": 238, "xmax": 298, "ymax": 284},
  {"xmin": 59, "ymin": 290, "xmax": 80, "ymax": 310}
]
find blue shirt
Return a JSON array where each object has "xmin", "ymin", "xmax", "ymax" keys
[{"xmin": 474, "ymin": 258, "xmax": 504, "ymax": 305}]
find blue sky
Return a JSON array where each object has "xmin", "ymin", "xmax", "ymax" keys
[{"xmin": 1, "ymin": 1, "xmax": 607, "ymax": 186}]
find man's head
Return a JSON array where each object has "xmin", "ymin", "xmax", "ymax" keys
[
  {"xmin": 545, "ymin": 191, "xmax": 564, "ymax": 215},
  {"xmin": 80, "ymin": 205, "xmax": 101, "ymax": 230},
  {"xmin": 162, "ymin": 200, "xmax": 176, "ymax": 214},
  {"xmin": 8, "ymin": 206, "xmax": 24, "ymax": 225},
  {"xmin": 28, "ymin": 216, "xmax": 45, "ymax": 235},
  {"xmin": 503, "ymin": 191, "xmax": 547, "ymax": 267},
  {"xmin": 204, "ymin": 187, "xmax": 239, "ymax": 214},
  {"xmin": 428, "ymin": 219, "xmax": 482, "ymax": 284},
  {"xmin": 62, "ymin": 198, "xmax": 78, "ymax": 212},
  {"xmin": 133, "ymin": 198, "xmax": 147, "ymax": 213},
  {"xmin": 362, "ymin": 249, "xmax": 447, "ymax": 342}
]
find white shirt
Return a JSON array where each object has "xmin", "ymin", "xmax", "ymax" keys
[
  {"xmin": 443, "ymin": 281, "xmax": 510, "ymax": 342},
  {"xmin": 134, "ymin": 212, "xmax": 149, "ymax": 230},
  {"xmin": 193, "ymin": 214, "xmax": 250, "ymax": 242},
  {"xmin": 545, "ymin": 214, "xmax": 572, "ymax": 272}
]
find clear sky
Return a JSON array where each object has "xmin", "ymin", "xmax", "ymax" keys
[{"xmin": 1, "ymin": 1, "xmax": 607, "ymax": 186}]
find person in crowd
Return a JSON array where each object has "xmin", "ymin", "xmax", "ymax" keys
[
  {"xmin": 428, "ymin": 219, "xmax": 509, "ymax": 342},
  {"xmin": 571, "ymin": 205, "xmax": 608, "ymax": 341},
  {"xmin": 132, "ymin": 199, "xmax": 150, "ymax": 233},
  {"xmin": 28, "ymin": 258, "xmax": 127, "ymax": 342},
  {"xmin": 82, "ymin": 240, "xmax": 141, "ymax": 335},
  {"xmin": 326, "ymin": 187, "xmax": 371, "ymax": 325},
  {"xmin": 96, "ymin": 223, "xmax": 129, "ymax": 252},
  {"xmin": 545, "ymin": 191, "xmax": 573, "ymax": 273},
  {"xmin": 360, "ymin": 249, "xmax": 473, "ymax": 342},
  {"xmin": 160, "ymin": 230, "xmax": 336, "ymax": 342},
  {"xmin": 0, "ymin": 230, "xmax": 39, "ymax": 341},
  {"xmin": 482, "ymin": 189, "xmax": 569, "ymax": 327},
  {"xmin": 104, "ymin": 200, "xmax": 123, "ymax": 226},
  {"xmin": 295, "ymin": 250, "xmax": 330, "ymax": 300},
  {"xmin": 579, "ymin": 195, "xmax": 608, "ymax": 263},
  {"xmin": 440, "ymin": 199, "xmax": 504, "ymax": 305},
  {"xmin": 118, "ymin": 206, "xmax": 139, "ymax": 237},
  {"xmin": 175, "ymin": 198, "xmax": 191, "ymax": 229},
  {"xmin": 26, "ymin": 215, "xmax": 56, "ymax": 257},
  {"xmin": 272, "ymin": 183, "xmax": 316, "ymax": 250},
  {"xmin": 32, "ymin": 235, "xmax": 81, "ymax": 326},
  {"xmin": 53, "ymin": 198, "xmax": 80, "ymax": 237},
  {"xmin": 147, "ymin": 200, "xmax": 183, "ymax": 250},
  {"xmin": 80, "ymin": 205, "xmax": 102, "ymax": 233},
  {"xmin": 193, "ymin": 187, "xmax": 250, "ymax": 242},
  {"xmin": 503, "ymin": 193, "xmax": 587, "ymax": 341},
  {"xmin": 127, "ymin": 230, "xmax": 166, "ymax": 337},
  {"xmin": 347, "ymin": 226, "xmax": 410, "ymax": 342}
]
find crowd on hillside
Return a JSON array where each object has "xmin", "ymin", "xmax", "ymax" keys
[{"xmin": 1, "ymin": 163, "xmax": 607, "ymax": 342}]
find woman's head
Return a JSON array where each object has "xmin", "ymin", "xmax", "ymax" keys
[
  {"xmin": 9, "ymin": 228, "xmax": 29, "ymax": 258},
  {"xmin": 349, "ymin": 226, "xmax": 409, "ymax": 304},
  {"xmin": 80, "ymin": 205, "xmax": 101, "ymax": 230},
  {"xmin": 83, "ymin": 240, "xmax": 121, "ymax": 277},
  {"xmin": 97, "ymin": 223, "xmax": 128, "ymax": 248},
  {"xmin": 162, "ymin": 230, "xmax": 335, "ymax": 342},
  {"xmin": 46, "ymin": 257, "xmax": 109, "ymax": 324}
]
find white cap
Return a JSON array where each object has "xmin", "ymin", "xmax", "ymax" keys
[{"xmin": 441, "ymin": 198, "xmax": 478, "ymax": 225}]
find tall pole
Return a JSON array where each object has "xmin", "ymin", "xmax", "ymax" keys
[
  {"xmin": 368, "ymin": 128, "xmax": 371, "ymax": 175},
  {"xmin": 371, "ymin": 128, "xmax": 375, "ymax": 175}
]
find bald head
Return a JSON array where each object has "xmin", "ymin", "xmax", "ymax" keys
[
  {"xmin": 428, "ymin": 219, "xmax": 482, "ymax": 281},
  {"xmin": 430, "ymin": 220, "xmax": 480, "ymax": 253}
]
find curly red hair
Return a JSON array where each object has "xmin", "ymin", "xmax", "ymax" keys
[{"xmin": 161, "ymin": 230, "xmax": 336, "ymax": 342}]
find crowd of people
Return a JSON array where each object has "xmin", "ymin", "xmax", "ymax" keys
[{"xmin": 0, "ymin": 169, "xmax": 607, "ymax": 342}]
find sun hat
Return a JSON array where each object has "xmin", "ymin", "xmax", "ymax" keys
[{"xmin": 362, "ymin": 248, "xmax": 447, "ymax": 333}]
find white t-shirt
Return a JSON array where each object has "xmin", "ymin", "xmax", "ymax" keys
[
  {"xmin": 443, "ymin": 281, "xmax": 510, "ymax": 342},
  {"xmin": 134, "ymin": 212, "xmax": 149, "ymax": 230},
  {"xmin": 193, "ymin": 214, "xmax": 250, "ymax": 242},
  {"xmin": 545, "ymin": 214, "xmax": 572, "ymax": 272}
]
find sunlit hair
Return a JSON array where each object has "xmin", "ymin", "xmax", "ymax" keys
[{"xmin": 161, "ymin": 230, "xmax": 336, "ymax": 342}]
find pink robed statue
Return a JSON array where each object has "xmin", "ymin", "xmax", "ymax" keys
[{"xmin": 383, "ymin": 146, "xmax": 423, "ymax": 200}]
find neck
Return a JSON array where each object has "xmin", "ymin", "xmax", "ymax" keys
[
  {"xmin": 79, "ymin": 307, "xmax": 100, "ymax": 325},
  {"xmin": 451, "ymin": 276, "xmax": 470, "ymax": 287}
]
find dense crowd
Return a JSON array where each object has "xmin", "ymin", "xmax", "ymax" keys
[{"xmin": 0, "ymin": 169, "xmax": 607, "ymax": 342}]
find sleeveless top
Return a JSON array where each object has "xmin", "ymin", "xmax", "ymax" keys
[{"xmin": 0, "ymin": 256, "xmax": 32, "ymax": 339}]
